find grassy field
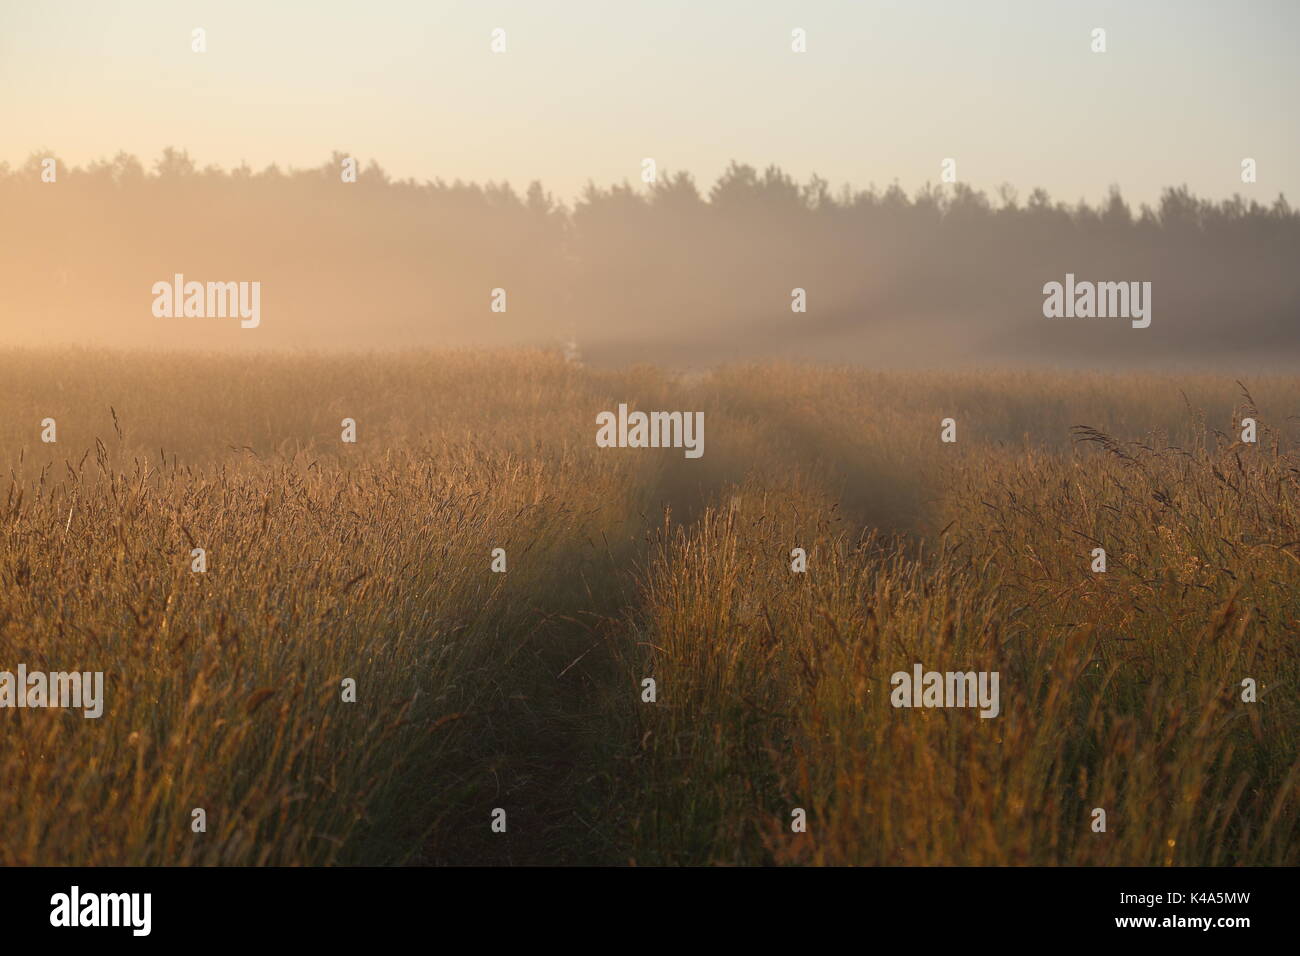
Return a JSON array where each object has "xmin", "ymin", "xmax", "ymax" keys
[{"xmin": 0, "ymin": 347, "xmax": 1295, "ymax": 865}]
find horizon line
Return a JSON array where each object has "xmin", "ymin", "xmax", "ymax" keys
[{"xmin": 5, "ymin": 148, "xmax": 1293, "ymax": 213}]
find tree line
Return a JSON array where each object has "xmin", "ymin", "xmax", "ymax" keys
[{"xmin": 3, "ymin": 149, "xmax": 1296, "ymax": 365}]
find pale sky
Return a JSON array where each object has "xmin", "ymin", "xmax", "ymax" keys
[{"xmin": 3, "ymin": 0, "xmax": 1297, "ymax": 206}]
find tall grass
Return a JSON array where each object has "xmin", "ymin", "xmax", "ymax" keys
[{"xmin": 0, "ymin": 348, "xmax": 1294, "ymax": 864}]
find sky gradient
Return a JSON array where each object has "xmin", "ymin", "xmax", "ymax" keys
[{"xmin": 3, "ymin": 0, "xmax": 1297, "ymax": 205}]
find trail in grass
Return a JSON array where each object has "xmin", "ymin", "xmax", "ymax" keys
[
  {"xmin": 414, "ymin": 430, "xmax": 925, "ymax": 864},
  {"xmin": 415, "ymin": 502, "xmax": 655, "ymax": 865}
]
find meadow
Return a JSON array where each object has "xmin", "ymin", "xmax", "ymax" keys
[{"xmin": 0, "ymin": 347, "xmax": 1294, "ymax": 865}]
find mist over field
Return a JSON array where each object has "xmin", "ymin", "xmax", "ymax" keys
[{"xmin": 2, "ymin": 151, "xmax": 1298, "ymax": 369}]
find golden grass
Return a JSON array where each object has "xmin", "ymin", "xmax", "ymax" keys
[{"xmin": 0, "ymin": 348, "xmax": 1295, "ymax": 864}]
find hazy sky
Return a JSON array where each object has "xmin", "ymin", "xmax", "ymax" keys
[{"xmin": 3, "ymin": 0, "xmax": 1297, "ymax": 205}]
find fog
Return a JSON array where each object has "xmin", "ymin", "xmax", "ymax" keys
[{"xmin": 3, "ymin": 150, "xmax": 1297, "ymax": 370}]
